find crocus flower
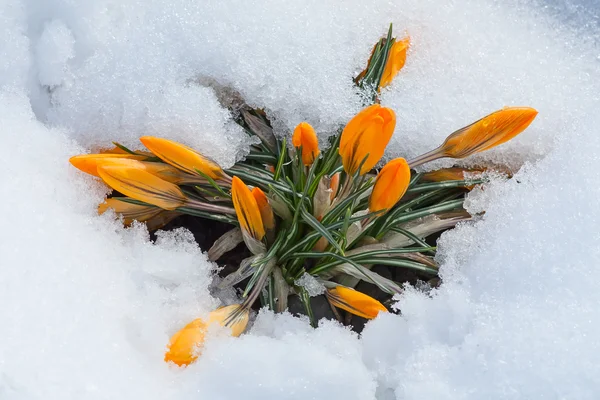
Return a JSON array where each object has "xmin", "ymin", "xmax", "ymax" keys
[
  {"xmin": 422, "ymin": 167, "xmax": 486, "ymax": 190},
  {"xmin": 69, "ymin": 154, "xmax": 147, "ymax": 177},
  {"xmin": 143, "ymin": 211, "xmax": 180, "ymax": 231},
  {"xmin": 231, "ymin": 176, "xmax": 265, "ymax": 241},
  {"xmin": 326, "ymin": 286, "xmax": 388, "ymax": 319},
  {"xmin": 339, "ymin": 105, "xmax": 396, "ymax": 175},
  {"xmin": 251, "ymin": 187, "xmax": 275, "ymax": 230},
  {"xmin": 329, "ymin": 172, "xmax": 340, "ymax": 202},
  {"xmin": 140, "ymin": 136, "xmax": 228, "ymax": 181},
  {"xmin": 164, "ymin": 305, "xmax": 249, "ymax": 366},
  {"xmin": 379, "ymin": 37, "xmax": 410, "ymax": 89},
  {"xmin": 292, "ymin": 122, "xmax": 320, "ymax": 166},
  {"xmin": 369, "ymin": 158, "xmax": 411, "ymax": 214},
  {"xmin": 421, "ymin": 167, "xmax": 483, "ymax": 182},
  {"xmin": 98, "ymin": 198, "xmax": 179, "ymax": 230},
  {"xmin": 95, "ymin": 157, "xmax": 205, "ymax": 185},
  {"xmin": 98, "ymin": 197, "xmax": 163, "ymax": 225},
  {"xmin": 97, "ymin": 165, "xmax": 188, "ymax": 210},
  {"xmin": 408, "ymin": 107, "xmax": 538, "ymax": 167}
]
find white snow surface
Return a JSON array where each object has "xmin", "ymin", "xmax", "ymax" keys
[{"xmin": 1, "ymin": 0, "xmax": 599, "ymax": 399}]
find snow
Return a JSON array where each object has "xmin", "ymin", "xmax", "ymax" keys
[
  {"xmin": 1, "ymin": 0, "xmax": 600, "ymax": 399},
  {"xmin": 295, "ymin": 273, "xmax": 326, "ymax": 297}
]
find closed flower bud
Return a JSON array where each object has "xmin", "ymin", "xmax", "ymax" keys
[
  {"xmin": 422, "ymin": 167, "xmax": 486, "ymax": 190},
  {"xmin": 292, "ymin": 122, "xmax": 320, "ymax": 166},
  {"xmin": 95, "ymin": 157, "xmax": 199, "ymax": 184},
  {"xmin": 421, "ymin": 167, "xmax": 483, "ymax": 182},
  {"xmin": 326, "ymin": 286, "xmax": 387, "ymax": 319},
  {"xmin": 329, "ymin": 172, "xmax": 340, "ymax": 202},
  {"xmin": 164, "ymin": 305, "xmax": 249, "ymax": 366},
  {"xmin": 98, "ymin": 197, "xmax": 162, "ymax": 225},
  {"xmin": 339, "ymin": 105, "xmax": 396, "ymax": 175},
  {"xmin": 231, "ymin": 177, "xmax": 265, "ymax": 241},
  {"xmin": 99, "ymin": 198, "xmax": 179, "ymax": 230},
  {"xmin": 251, "ymin": 187, "xmax": 275, "ymax": 230},
  {"xmin": 409, "ymin": 107, "xmax": 538, "ymax": 167},
  {"xmin": 69, "ymin": 154, "xmax": 147, "ymax": 177},
  {"xmin": 442, "ymin": 107, "xmax": 538, "ymax": 158},
  {"xmin": 369, "ymin": 158, "xmax": 411, "ymax": 214},
  {"xmin": 97, "ymin": 165, "xmax": 188, "ymax": 210},
  {"xmin": 140, "ymin": 136, "xmax": 227, "ymax": 180},
  {"xmin": 379, "ymin": 37, "xmax": 410, "ymax": 89}
]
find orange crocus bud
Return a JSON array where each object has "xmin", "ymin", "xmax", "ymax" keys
[
  {"xmin": 379, "ymin": 37, "xmax": 410, "ymax": 89},
  {"xmin": 98, "ymin": 197, "xmax": 162, "ymax": 225},
  {"xmin": 164, "ymin": 305, "xmax": 249, "ymax": 366},
  {"xmin": 442, "ymin": 107, "xmax": 538, "ymax": 158},
  {"xmin": 369, "ymin": 158, "xmax": 411, "ymax": 214},
  {"xmin": 139, "ymin": 136, "xmax": 227, "ymax": 180},
  {"xmin": 329, "ymin": 172, "xmax": 340, "ymax": 202},
  {"xmin": 326, "ymin": 286, "xmax": 387, "ymax": 319},
  {"xmin": 422, "ymin": 167, "xmax": 487, "ymax": 190},
  {"xmin": 421, "ymin": 167, "xmax": 484, "ymax": 182},
  {"xmin": 409, "ymin": 107, "xmax": 538, "ymax": 167},
  {"xmin": 95, "ymin": 157, "xmax": 199, "ymax": 184},
  {"xmin": 251, "ymin": 187, "xmax": 275, "ymax": 230},
  {"xmin": 339, "ymin": 105, "xmax": 396, "ymax": 175},
  {"xmin": 97, "ymin": 165, "xmax": 188, "ymax": 210},
  {"xmin": 98, "ymin": 198, "xmax": 179, "ymax": 230},
  {"xmin": 231, "ymin": 177, "xmax": 265, "ymax": 241},
  {"xmin": 69, "ymin": 154, "xmax": 147, "ymax": 177},
  {"xmin": 292, "ymin": 122, "xmax": 320, "ymax": 166}
]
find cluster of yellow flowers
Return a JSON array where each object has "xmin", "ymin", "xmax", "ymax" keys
[{"xmin": 70, "ymin": 24, "xmax": 538, "ymax": 367}]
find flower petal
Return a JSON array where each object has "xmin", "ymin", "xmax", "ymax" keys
[
  {"xmin": 380, "ymin": 37, "xmax": 410, "ymax": 88},
  {"xmin": 140, "ymin": 136, "xmax": 224, "ymax": 179},
  {"xmin": 69, "ymin": 154, "xmax": 146, "ymax": 177},
  {"xmin": 164, "ymin": 304, "xmax": 249, "ymax": 366},
  {"xmin": 442, "ymin": 107, "xmax": 538, "ymax": 158},
  {"xmin": 292, "ymin": 122, "xmax": 320, "ymax": 166},
  {"xmin": 369, "ymin": 158, "xmax": 411, "ymax": 213},
  {"xmin": 97, "ymin": 166, "xmax": 187, "ymax": 210},
  {"xmin": 231, "ymin": 177, "xmax": 265, "ymax": 240},
  {"xmin": 326, "ymin": 286, "xmax": 387, "ymax": 319},
  {"xmin": 251, "ymin": 187, "xmax": 275, "ymax": 230}
]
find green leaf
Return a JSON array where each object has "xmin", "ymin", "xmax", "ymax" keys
[
  {"xmin": 386, "ymin": 198, "xmax": 465, "ymax": 228},
  {"xmin": 306, "ymin": 246, "xmax": 434, "ymax": 275},
  {"xmin": 408, "ymin": 171, "xmax": 423, "ymax": 188},
  {"xmin": 228, "ymin": 168, "xmax": 293, "ymax": 195},
  {"xmin": 376, "ymin": 190, "xmax": 461, "ymax": 237},
  {"xmin": 176, "ymin": 207, "xmax": 238, "ymax": 225},
  {"xmin": 245, "ymin": 152, "xmax": 278, "ymax": 164},
  {"xmin": 300, "ymin": 207, "xmax": 345, "ymax": 254},
  {"xmin": 194, "ymin": 168, "xmax": 230, "ymax": 198},
  {"xmin": 274, "ymin": 137, "xmax": 287, "ymax": 181},
  {"xmin": 388, "ymin": 227, "xmax": 436, "ymax": 254},
  {"xmin": 321, "ymin": 181, "xmax": 373, "ymax": 224},
  {"xmin": 112, "ymin": 141, "xmax": 137, "ymax": 155},
  {"xmin": 355, "ymin": 258, "xmax": 438, "ymax": 276},
  {"xmin": 278, "ymin": 212, "xmax": 380, "ymax": 262},
  {"xmin": 267, "ymin": 275, "xmax": 276, "ymax": 311},
  {"xmin": 298, "ymin": 288, "xmax": 317, "ymax": 328},
  {"xmin": 406, "ymin": 179, "xmax": 485, "ymax": 193}
]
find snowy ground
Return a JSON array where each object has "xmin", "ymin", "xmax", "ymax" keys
[{"xmin": 1, "ymin": 0, "xmax": 599, "ymax": 399}]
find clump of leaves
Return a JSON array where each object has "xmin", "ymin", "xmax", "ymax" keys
[{"xmin": 70, "ymin": 24, "xmax": 538, "ymax": 366}]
